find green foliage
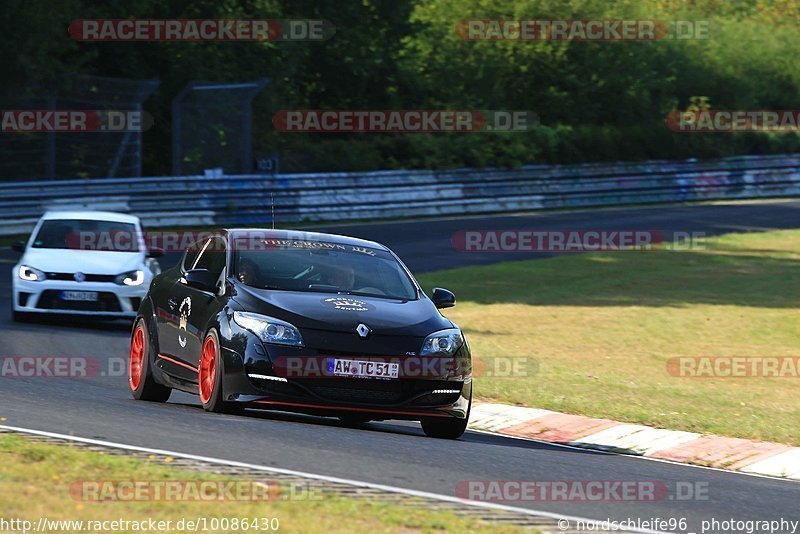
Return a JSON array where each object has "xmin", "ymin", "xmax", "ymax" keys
[{"xmin": 4, "ymin": 0, "xmax": 800, "ymax": 173}]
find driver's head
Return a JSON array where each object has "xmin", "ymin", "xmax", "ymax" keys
[
  {"xmin": 238, "ymin": 258, "xmax": 259, "ymax": 285},
  {"xmin": 328, "ymin": 266, "xmax": 355, "ymax": 290}
]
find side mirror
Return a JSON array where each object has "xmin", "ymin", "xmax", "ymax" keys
[
  {"xmin": 184, "ymin": 269, "xmax": 219, "ymax": 293},
  {"xmin": 431, "ymin": 287, "xmax": 456, "ymax": 309},
  {"xmin": 11, "ymin": 240, "xmax": 26, "ymax": 253},
  {"xmin": 147, "ymin": 246, "xmax": 164, "ymax": 258}
]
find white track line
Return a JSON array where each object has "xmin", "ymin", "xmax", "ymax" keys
[{"xmin": 0, "ymin": 424, "xmax": 670, "ymax": 534}]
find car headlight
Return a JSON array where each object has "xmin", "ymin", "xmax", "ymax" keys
[
  {"xmin": 233, "ymin": 311, "xmax": 304, "ymax": 347},
  {"xmin": 18, "ymin": 265, "xmax": 46, "ymax": 282},
  {"xmin": 115, "ymin": 270, "xmax": 144, "ymax": 286},
  {"xmin": 420, "ymin": 328, "xmax": 464, "ymax": 356}
]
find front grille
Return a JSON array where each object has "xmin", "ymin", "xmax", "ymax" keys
[
  {"xmin": 36, "ymin": 290, "xmax": 121, "ymax": 312},
  {"xmin": 308, "ymin": 386, "xmax": 404, "ymax": 404},
  {"xmin": 46, "ymin": 272, "xmax": 116, "ymax": 283},
  {"xmin": 288, "ymin": 376, "xmax": 459, "ymax": 406}
]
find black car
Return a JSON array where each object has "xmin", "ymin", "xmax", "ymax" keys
[{"xmin": 128, "ymin": 229, "xmax": 473, "ymax": 439}]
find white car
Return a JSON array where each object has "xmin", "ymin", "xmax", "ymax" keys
[{"xmin": 11, "ymin": 210, "xmax": 162, "ymax": 321}]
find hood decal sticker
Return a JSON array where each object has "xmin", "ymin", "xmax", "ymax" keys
[{"xmin": 321, "ymin": 297, "xmax": 373, "ymax": 312}]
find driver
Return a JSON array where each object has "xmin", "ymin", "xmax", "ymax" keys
[
  {"xmin": 326, "ymin": 265, "xmax": 355, "ymax": 291},
  {"xmin": 237, "ymin": 258, "xmax": 260, "ymax": 285}
]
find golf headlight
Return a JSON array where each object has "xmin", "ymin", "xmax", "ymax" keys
[
  {"xmin": 115, "ymin": 270, "xmax": 144, "ymax": 286},
  {"xmin": 420, "ymin": 328, "xmax": 464, "ymax": 356},
  {"xmin": 233, "ymin": 311, "xmax": 304, "ymax": 347},
  {"xmin": 18, "ymin": 265, "xmax": 46, "ymax": 282}
]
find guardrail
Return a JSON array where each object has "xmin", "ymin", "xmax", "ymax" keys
[{"xmin": 1, "ymin": 153, "xmax": 799, "ymax": 236}]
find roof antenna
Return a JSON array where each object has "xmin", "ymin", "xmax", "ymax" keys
[{"xmin": 271, "ymin": 192, "xmax": 275, "ymax": 230}]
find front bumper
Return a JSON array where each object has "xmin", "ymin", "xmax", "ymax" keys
[
  {"xmin": 242, "ymin": 374, "xmax": 472, "ymax": 420},
  {"xmin": 217, "ymin": 323, "xmax": 473, "ymax": 421},
  {"xmin": 12, "ymin": 277, "xmax": 148, "ymax": 317}
]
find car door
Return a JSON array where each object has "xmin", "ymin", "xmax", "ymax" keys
[
  {"xmin": 181, "ymin": 235, "xmax": 229, "ymax": 369},
  {"xmin": 154, "ymin": 237, "xmax": 207, "ymax": 367}
]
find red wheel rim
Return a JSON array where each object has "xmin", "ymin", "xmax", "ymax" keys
[
  {"xmin": 199, "ymin": 336, "xmax": 216, "ymax": 404},
  {"xmin": 129, "ymin": 326, "xmax": 145, "ymax": 391}
]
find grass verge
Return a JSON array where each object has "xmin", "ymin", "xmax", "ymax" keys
[
  {"xmin": 0, "ymin": 434, "xmax": 525, "ymax": 533},
  {"xmin": 418, "ymin": 229, "xmax": 800, "ymax": 446}
]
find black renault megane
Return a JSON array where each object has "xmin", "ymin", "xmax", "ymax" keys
[{"xmin": 129, "ymin": 229, "xmax": 473, "ymax": 438}]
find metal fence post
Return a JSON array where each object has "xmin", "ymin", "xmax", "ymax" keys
[
  {"xmin": 242, "ymin": 78, "xmax": 269, "ymax": 173},
  {"xmin": 172, "ymin": 79, "xmax": 269, "ymax": 176}
]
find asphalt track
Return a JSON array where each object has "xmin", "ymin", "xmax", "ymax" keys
[{"xmin": 2, "ymin": 200, "xmax": 800, "ymax": 533}]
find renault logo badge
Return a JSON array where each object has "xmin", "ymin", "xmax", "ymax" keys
[{"xmin": 356, "ymin": 323, "xmax": 371, "ymax": 338}]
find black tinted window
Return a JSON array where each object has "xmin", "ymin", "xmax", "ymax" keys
[
  {"xmin": 193, "ymin": 237, "xmax": 226, "ymax": 278},
  {"xmin": 234, "ymin": 239, "xmax": 417, "ymax": 300},
  {"xmin": 182, "ymin": 238, "xmax": 207, "ymax": 271},
  {"xmin": 33, "ymin": 219, "xmax": 139, "ymax": 251}
]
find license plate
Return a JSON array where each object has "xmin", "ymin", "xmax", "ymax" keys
[
  {"xmin": 61, "ymin": 291, "xmax": 99, "ymax": 302},
  {"xmin": 327, "ymin": 358, "xmax": 399, "ymax": 379}
]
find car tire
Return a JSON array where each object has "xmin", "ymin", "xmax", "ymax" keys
[
  {"xmin": 420, "ymin": 392, "xmax": 471, "ymax": 439},
  {"xmin": 129, "ymin": 319, "xmax": 172, "ymax": 402},
  {"xmin": 199, "ymin": 329, "xmax": 245, "ymax": 415}
]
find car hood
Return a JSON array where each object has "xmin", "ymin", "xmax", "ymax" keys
[
  {"xmin": 19, "ymin": 248, "xmax": 144, "ymax": 275},
  {"xmin": 232, "ymin": 283, "xmax": 452, "ymax": 337}
]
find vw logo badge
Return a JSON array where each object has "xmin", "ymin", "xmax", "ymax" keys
[
  {"xmin": 356, "ymin": 323, "xmax": 371, "ymax": 338},
  {"xmin": 74, "ymin": 272, "xmax": 86, "ymax": 283}
]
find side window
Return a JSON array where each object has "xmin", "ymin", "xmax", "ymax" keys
[
  {"xmin": 193, "ymin": 237, "xmax": 226, "ymax": 279},
  {"xmin": 182, "ymin": 238, "xmax": 208, "ymax": 272}
]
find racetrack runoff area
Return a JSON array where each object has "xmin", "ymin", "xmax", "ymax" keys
[{"xmin": 418, "ymin": 229, "xmax": 800, "ymax": 446}]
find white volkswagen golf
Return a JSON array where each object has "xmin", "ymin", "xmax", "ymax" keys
[{"xmin": 11, "ymin": 211, "xmax": 162, "ymax": 321}]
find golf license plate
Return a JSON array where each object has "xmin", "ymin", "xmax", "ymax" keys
[
  {"xmin": 327, "ymin": 358, "xmax": 399, "ymax": 379},
  {"xmin": 61, "ymin": 291, "xmax": 99, "ymax": 302}
]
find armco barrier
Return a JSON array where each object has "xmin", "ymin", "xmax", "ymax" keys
[{"xmin": 0, "ymin": 153, "xmax": 799, "ymax": 236}]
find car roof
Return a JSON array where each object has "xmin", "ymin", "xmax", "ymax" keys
[
  {"xmin": 226, "ymin": 228, "xmax": 389, "ymax": 251},
  {"xmin": 40, "ymin": 210, "xmax": 141, "ymax": 224}
]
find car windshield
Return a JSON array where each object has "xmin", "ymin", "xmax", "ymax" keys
[
  {"xmin": 32, "ymin": 219, "xmax": 140, "ymax": 252},
  {"xmin": 234, "ymin": 239, "xmax": 418, "ymax": 301}
]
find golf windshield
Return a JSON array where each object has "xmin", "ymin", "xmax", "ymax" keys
[
  {"xmin": 234, "ymin": 239, "xmax": 418, "ymax": 301},
  {"xmin": 32, "ymin": 219, "xmax": 140, "ymax": 251}
]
